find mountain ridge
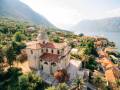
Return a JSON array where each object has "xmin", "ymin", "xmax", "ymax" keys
[
  {"xmin": 72, "ymin": 17, "xmax": 120, "ymax": 33},
  {"xmin": 0, "ymin": 0, "xmax": 54, "ymax": 28}
]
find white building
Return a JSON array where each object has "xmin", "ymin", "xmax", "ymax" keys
[
  {"xmin": 67, "ymin": 60, "xmax": 89, "ymax": 80},
  {"xmin": 71, "ymin": 48, "xmax": 78, "ymax": 55},
  {"xmin": 26, "ymin": 31, "xmax": 71, "ymax": 75},
  {"xmin": 68, "ymin": 60, "xmax": 82, "ymax": 80}
]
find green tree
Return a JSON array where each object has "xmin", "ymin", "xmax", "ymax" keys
[
  {"xmin": 73, "ymin": 78, "xmax": 84, "ymax": 90},
  {"xmin": 47, "ymin": 31, "xmax": 51, "ymax": 35},
  {"xmin": 79, "ymin": 33, "xmax": 84, "ymax": 37},
  {"xmin": 46, "ymin": 83, "xmax": 69, "ymax": 90},
  {"xmin": 5, "ymin": 46, "xmax": 16, "ymax": 67},
  {"xmin": 92, "ymin": 76, "xmax": 107, "ymax": 89},
  {"xmin": 0, "ymin": 48, "xmax": 4, "ymax": 71},
  {"xmin": 19, "ymin": 73, "xmax": 47, "ymax": 90},
  {"xmin": 53, "ymin": 37, "xmax": 60, "ymax": 43},
  {"xmin": 11, "ymin": 41, "xmax": 26, "ymax": 54},
  {"xmin": 19, "ymin": 74, "xmax": 29, "ymax": 90},
  {"xmin": 13, "ymin": 31, "xmax": 25, "ymax": 42},
  {"xmin": 86, "ymin": 56, "xmax": 97, "ymax": 71},
  {"xmin": 116, "ymin": 79, "xmax": 120, "ymax": 87},
  {"xmin": 0, "ymin": 67, "xmax": 22, "ymax": 90},
  {"xmin": 56, "ymin": 83, "xmax": 69, "ymax": 90},
  {"xmin": 45, "ymin": 87, "xmax": 56, "ymax": 90}
]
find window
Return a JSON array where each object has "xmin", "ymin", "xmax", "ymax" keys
[
  {"xmin": 44, "ymin": 62, "xmax": 48, "ymax": 65},
  {"xmin": 46, "ymin": 48, "xmax": 48, "ymax": 53},
  {"xmin": 51, "ymin": 62, "xmax": 56, "ymax": 66},
  {"xmin": 31, "ymin": 50, "xmax": 33, "ymax": 54},
  {"xmin": 41, "ymin": 49, "xmax": 43, "ymax": 53},
  {"xmin": 40, "ymin": 65, "xmax": 43, "ymax": 70},
  {"xmin": 52, "ymin": 49, "xmax": 54, "ymax": 54},
  {"xmin": 57, "ymin": 50, "xmax": 60, "ymax": 54},
  {"xmin": 43, "ymin": 41, "xmax": 45, "ymax": 44}
]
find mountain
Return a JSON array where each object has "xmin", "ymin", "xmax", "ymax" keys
[
  {"xmin": 73, "ymin": 17, "xmax": 120, "ymax": 33},
  {"xmin": 0, "ymin": 0, "xmax": 54, "ymax": 27}
]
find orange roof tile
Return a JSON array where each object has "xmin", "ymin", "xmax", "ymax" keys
[
  {"xmin": 40, "ymin": 53, "xmax": 60, "ymax": 62},
  {"xmin": 44, "ymin": 42, "xmax": 56, "ymax": 48},
  {"xmin": 26, "ymin": 41, "xmax": 67, "ymax": 49},
  {"xmin": 105, "ymin": 67, "xmax": 120, "ymax": 83},
  {"xmin": 98, "ymin": 57, "xmax": 114, "ymax": 69}
]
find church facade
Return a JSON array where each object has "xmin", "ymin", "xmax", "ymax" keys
[{"xmin": 26, "ymin": 31, "xmax": 71, "ymax": 74}]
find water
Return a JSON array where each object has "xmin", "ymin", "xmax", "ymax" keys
[{"xmin": 76, "ymin": 31, "xmax": 120, "ymax": 51}]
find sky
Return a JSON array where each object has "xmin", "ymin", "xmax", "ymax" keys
[{"xmin": 20, "ymin": 0, "xmax": 120, "ymax": 29}]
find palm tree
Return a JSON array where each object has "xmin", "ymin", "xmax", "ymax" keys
[
  {"xmin": 73, "ymin": 78, "xmax": 84, "ymax": 90},
  {"xmin": 45, "ymin": 86, "xmax": 56, "ymax": 90},
  {"xmin": 56, "ymin": 83, "xmax": 69, "ymax": 90},
  {"xmin": 46, "ymin": 83, "xmax": 69, "ymax": 90},
  {"xmin": 93, "ymin": 76, "xmax": 107, "ymax": 90}
]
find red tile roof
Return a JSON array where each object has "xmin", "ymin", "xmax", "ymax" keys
[
  {"xmin": 27, "ymin": 43, "xmax": 45, "ymax": 49},
  {"xmin": 26, "ymin": 41, "xmax": 67, "ymax": 49},
  {"xmin": 105, "ymin": 67, "xmax": 120, "ymax": 83},
  {"xmin": 98, "ymin": 57, "xmax": 120, "ymax": 83},
  {"xmin": 40, "ymin": 53, "xmax": 60, "ymax": 62},
  {"xmin": 44, "ymin": 42, "xmax": 56, "ymax": 48}
]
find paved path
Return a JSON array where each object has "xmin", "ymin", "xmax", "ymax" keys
[
  {"xmin": 86, "ymin": 82, "xmax": 97, "ymax": 90},
  {"xmin": 37, "ymin": 70, "xmax": 58, "ymax": 85}
]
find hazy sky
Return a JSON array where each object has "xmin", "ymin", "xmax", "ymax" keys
[{"xmin": 20, "ymin": 0, "xmax": 120, "ymax": 29}]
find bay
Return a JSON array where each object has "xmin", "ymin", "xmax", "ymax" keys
[{"xmin": 75, "ymin": 30, "xmax": 120, "ymax": 52}]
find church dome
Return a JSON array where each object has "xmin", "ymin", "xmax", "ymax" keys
[{"xmin": 37, "ymin": 31, "xmax": 48, "ymax": 41}]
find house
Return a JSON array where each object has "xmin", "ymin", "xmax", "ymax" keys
[
  {"xmin": 71, "ymin": 48, "xmax": 78, "ymax": 55},
  {"xmin": 67, "ymin": 60, "xmax": 89, "ymax": 80},
  {"xmin": 26, "ymin": 31, "xmax": 71, "ymax": 75},
  {"xmin": 94, "ymin": 36, "xmax": 109, "ymax": 48},
  {"xmin": 97, "ymin": 57, "xmax": 120, "ymax": 89},
  {"xmin": 27, "ymin": 26, "xmax": 36, "ymax": 32},
  {"xmin": 105, "ymin": 66, "xmax": 120, "ymax": 89},
  {"xmin": 105, "ymin": 66, "xmax": 120, "ymax": 83}
]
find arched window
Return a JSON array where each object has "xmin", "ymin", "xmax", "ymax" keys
[
  {"xmin": 52, "ymin": 49, "xmax": 54, "ymax": 54},
  {"xmin": 51, "ymin": 62, "xmax": 56, "ymax": 66},
  {"xmin": 46, "ymin": 48, "xmax": 48, "ymax": 53},
  {"xmin": 40, "ymin": 65, "xmax": 43, "ymax": 70},
  {"xmin": 41, "ymin": 49, "xmax": 43, "ymax": 53},
  {"xmin": 40, "ymin": 59, "xmax": 42, "ymax": 62},
  {"xmin": 44, "ymin": 62, "xmax": 48, "ymax": 65},
  {"xmin": 31, "ymin": 50, "xmax": 33, "ymax": 54},
  {"xmin": 57, "ymin": 50, "xmax": 60, "ymax": 54},
  {"xmin": 43, "ymin": 41, "xmax": 45, "ymax": 44}
]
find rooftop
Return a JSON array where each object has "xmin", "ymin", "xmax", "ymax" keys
[
  {"xmin": 97, "ymin": 57, "xmax": 120, "ymax": 83},
  {"xmin": 40, "ymin": 53, "xmax": 61, "ymax": 62},
  {"xmin": 97, "ymin": 57, "xmax": 114, "ymax": 69},
  {"xmin": 26, "ymin": 41, "xmax": 43, "ymax": 49},
  {"xmin": 26, "ymin": 41, "xmax": 67, "ymax": 49},
  {"xmin": 105, "ymin": 67, "xmax": 120, "ymax": 83}
]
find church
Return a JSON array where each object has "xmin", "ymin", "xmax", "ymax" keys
[{"xmin": 26, "ymin": 31, "xmax": 71, "ymax": 75}]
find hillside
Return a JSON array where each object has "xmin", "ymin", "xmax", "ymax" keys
[
  {"xmin": 73, "ymin": 17, "xmax": 120, "ymax": 33},
  {"xmin": 0, "ymin": 0, "xmax": 54, "ymax": 28}
]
